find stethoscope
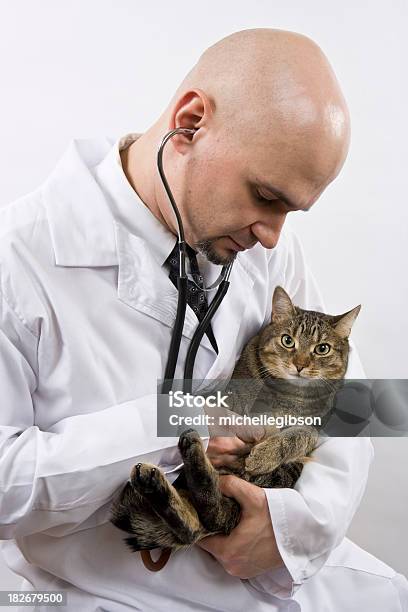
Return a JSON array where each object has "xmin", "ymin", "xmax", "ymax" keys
[{"xmin": 157, "ymin": 127, "xmax": 235, "ymax": 396}]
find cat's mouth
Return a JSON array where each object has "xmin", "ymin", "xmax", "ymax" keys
[
  {"xmin": 286, "ymin": 370, "xmax": 319, "ymax": 380},
  {"xmin": 261, "ymin": 368, "xmax": 308, "ymax": 380}
]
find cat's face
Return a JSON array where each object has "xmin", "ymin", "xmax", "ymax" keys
[{"xmin": 258, "ymin": 286, "xmax": 361, "ymax": 380}]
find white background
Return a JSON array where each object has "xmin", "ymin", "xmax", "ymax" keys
[{"xmin": 0, "ymin": 0, "xmax": 407, "ymax": 590}]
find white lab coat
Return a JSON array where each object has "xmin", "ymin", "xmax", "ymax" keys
[{"xmin": 0, "ymin": 134, "xmax": 407, "ymax": 612}]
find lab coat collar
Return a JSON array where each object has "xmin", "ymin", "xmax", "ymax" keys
[
  {"xmin": 92, "ymin": 133, "xmax": 177, "ymax": 267},
  {"xmin": 42, "ymin": 135, "xmax": 176, "ymax": 268},
  {"xmin": 42, "ymin": 136, "xmax": 119, "ymax": 267}
]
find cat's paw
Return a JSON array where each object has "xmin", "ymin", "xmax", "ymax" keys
[
  {"xmin": 178, "ymin": 428, "xmax": 202, "ymax": 455},
  {"xmin": 244, "ymin": 438, "xmax": 282, "ymax": 475},
  {"xmin": 130, "ymin": 463, "xmax": 168, "ymax": 497}
]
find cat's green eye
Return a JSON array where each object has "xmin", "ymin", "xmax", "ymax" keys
[
  {"xmin": 314, "ymin": 343, "xmax": 331, "ymax": 355},
  {"xmin": 281, "ymin": 334, "xmax": 295, "ymax": 348}
]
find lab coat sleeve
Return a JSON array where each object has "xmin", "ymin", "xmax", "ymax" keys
[
  {"xmin": 0, "ymin": 290, "xmax": 189, "ymax": 540},
  {"xmin": 247, "ymin": 228, "xmax": 374, "ymax": 598}
]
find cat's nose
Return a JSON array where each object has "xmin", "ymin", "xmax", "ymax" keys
[{"xmin": 296, "ymin": 365, "xmax": 304, "ymax": 373}]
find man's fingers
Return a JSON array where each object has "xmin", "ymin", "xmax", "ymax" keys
[
  {"xmin": 218, "ymin": 474, "xmax": 267, "ymax": 511},
  {"xmin": 207, "ymin": 436, "xmax": 252, "ymax": 456},
  {"xmin": 235, "ymin": 425, "xmax": 266, "ymax": 444},
  {"xmin": 196, "ymin": 533, "xmax": 229, "ymax": 556},
  {"xmin": 208, "ymin": 454, "xmax": 244, "ymax": 469},
  {"xmin": 207, "ymin": 406, "xmax": 268, "ymax": 442},
  {"xmin": 233, "ymin": 440, "xmax": 254, "ymax": 456}
]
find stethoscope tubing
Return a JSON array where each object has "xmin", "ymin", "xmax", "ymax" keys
[
  {"xmin": 183, "ymin": 278, "xmax": 230, "ymax": 393},
  {"xmin": 157, "ymin": 127, "xmax": 234, "ymax": 395},
  {"xmin": 162, "ymin": 276, "xmax": 187, "ymax": 393}
]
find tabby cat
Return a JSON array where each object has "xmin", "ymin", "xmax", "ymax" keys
[{"xmin": 109, "ymin": 286, "xmax": 360, "ymax": 565}]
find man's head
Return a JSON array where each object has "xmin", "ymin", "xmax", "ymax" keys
[{"xmin": 126, "ymin": 28, "xmax": 351, "ymax": 265}]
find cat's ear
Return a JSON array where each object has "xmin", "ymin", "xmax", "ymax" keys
[
  {"xmin": 271, "ymin": 286, "xmax": 295, "ymax": 323},
  {"xmin": 330, "ymin": 305, "xmax": 361, "ymax": 339}
]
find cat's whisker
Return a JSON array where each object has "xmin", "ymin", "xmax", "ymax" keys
[{"xmin": 312, "ymin": 374, "xmax": 340, "ymax": 401}]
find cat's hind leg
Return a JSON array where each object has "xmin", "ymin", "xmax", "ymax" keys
[
  {"xmin": 130, "ymin": 462, "xmax": 203, "ymax": 548},
  {"xmin": 109, "ymin": 480, "xmax": 173, "ymax": 551},
  {"xmin": 178, "ymin": 429, "xmax": 241, "ymax": 535}
]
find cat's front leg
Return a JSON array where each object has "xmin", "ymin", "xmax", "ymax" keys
[{"xmin": 244, "ymin": 426, "xmax": 319, "ymax": 476}]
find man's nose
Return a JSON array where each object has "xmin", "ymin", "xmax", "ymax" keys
[{"xmin": 250, "ymin": 211, "xmax": 287, "ymax": 249}]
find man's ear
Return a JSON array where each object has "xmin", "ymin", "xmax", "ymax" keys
[
  {"xmin": 329, "ymin": 305, "xmax": 361, "ymax": 339},
  {"xmin": 169, "ymin": 88, "xmax": 214, "ymax": 152},
  {"xmin": 271, "ymin": 286, "xmax": 295, "ymax": 323}
]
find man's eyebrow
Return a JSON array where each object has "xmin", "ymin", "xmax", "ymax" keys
[{"xmin": 256, "ymin": 180, "xmax": 311, "ymax": 212}]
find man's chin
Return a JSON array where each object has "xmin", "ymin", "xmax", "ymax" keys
[{"xmin": 195, "ymin": 238, "xmax": 237, "ymax": 266}]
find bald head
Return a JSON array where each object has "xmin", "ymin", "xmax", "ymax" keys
[
  {"xmin": 125, "ymin": 29, "xmax": 352, "ymax": 264},
  {"xmin": 168, "ymin": 28, "xmax": 350, "ymax": 187}
]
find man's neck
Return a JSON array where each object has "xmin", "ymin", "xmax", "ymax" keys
[{"xmin": 119, "ymin": 132, "xmax": 169, "ymax": 230}]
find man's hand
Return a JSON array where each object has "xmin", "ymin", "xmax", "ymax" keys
[
  {"xmin": 206, "ymin": 435, "xmax": 253, "ymax": 470},
  {"xmin": 205, "ymin": 405, "xmax": 266, "ymax": 441},
  {"xmin": 196, "ymin": 475, "xmax": 284, "ymax": 579},
  {"xmin": 205, "ymin": 405, "xmax": 266, "ymax": 470}
]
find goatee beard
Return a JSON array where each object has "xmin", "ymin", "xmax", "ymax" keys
[{"xmin": 195, "ymin": 239, "xmax": 237, "ymax": 266}]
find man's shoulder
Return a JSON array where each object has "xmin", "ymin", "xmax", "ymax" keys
[
  {"xmin": 0, "ymin": 187, "xmax": 53, "ymax": 326},
  {"xmin": 0, "ymin": 187, "xmax": 50, "ymax": 265},
  {"xmin": 0, "ymin": 187, "xmax": 45, "ymax": 236},
  {"xmin": 0, "ymin": 134, "xmax": 115, "ymax": 244}
]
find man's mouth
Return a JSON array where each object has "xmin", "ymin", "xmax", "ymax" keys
[
  {"xmin": 227, "ymin": 237, "xmax": 256, "ymax": 251},
  {"xmin": 228, "ymin": 237, "xmax": 245, "ymax": 251}
]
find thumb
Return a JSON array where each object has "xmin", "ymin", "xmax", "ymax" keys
[
  {"xmin": 235, "ymin": 424, "xmax": 266, "ymax": 444},
  {"xmin": 218, "ymin": 474, "xmax": 266, "ymax": 512}
]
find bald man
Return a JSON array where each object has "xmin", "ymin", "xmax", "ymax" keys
[
  {"xmin": 123, "ymin": 28, "xmax": 349, "ymax": 266},
  {"xmin": 0, "ymin": 28, "xmax": 407, "ymax": 612}
]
